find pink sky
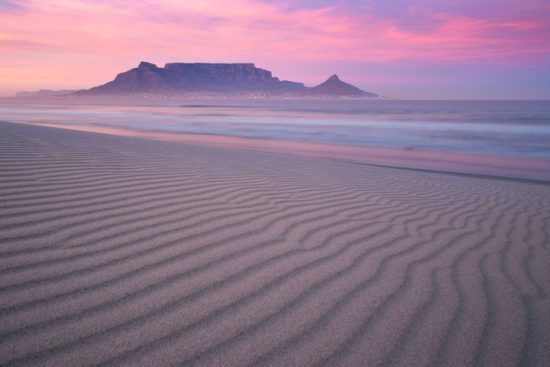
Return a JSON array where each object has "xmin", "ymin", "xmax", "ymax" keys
[{"xmin": 1, "ymin": 0, "xmax": 549, "ymax": 98}]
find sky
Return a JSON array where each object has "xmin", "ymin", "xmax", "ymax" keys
[{"xmin": 1, "ymin": 0, "xmax": 550, "ymax": 99}]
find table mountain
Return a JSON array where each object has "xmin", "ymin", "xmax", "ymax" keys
[{"xmin": 82, "ymin": 62, "xmax": 306, "ymax": 95}]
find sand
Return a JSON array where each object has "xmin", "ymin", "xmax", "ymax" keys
[{"xmin": 0, "ymin": 120, "xmax": 549, "ymax": 366}]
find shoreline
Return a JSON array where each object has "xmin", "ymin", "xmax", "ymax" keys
[{"xmin": 21, "ymin": 121, "xmax": 550, "ymax": 182}]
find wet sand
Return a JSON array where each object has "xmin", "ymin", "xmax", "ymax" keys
[
  {"xmin": 25, "ymin": 122, "xmax": 550, "ymax": 182},
  {"xmin": 0, "ymin": 121, "xmax": 549, "ymax": 366}
]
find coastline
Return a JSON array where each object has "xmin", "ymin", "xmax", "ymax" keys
[{"xmin": 21, "ymin": 121, "xmax": 550, "ymax": 182}]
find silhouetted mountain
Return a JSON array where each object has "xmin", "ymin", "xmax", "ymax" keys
[
  {"xmin": 81, "ymin": 62, "xmax": 306, "ymax": 95},
  {"xmin": 308, "ymin": 75, "xmax": 378, "ymax": 97},
  {"xmin": 73, "ymin": 62, "xmax": 381, "ymax": 97}
]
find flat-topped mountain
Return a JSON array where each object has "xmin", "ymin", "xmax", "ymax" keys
[
  {"xmin": 309, "ymin": 75, "xmax": 379, "ymax": 97},
  {"xmin": 82, "ymin": 62, "xmax": 306, "ymax": 95},
  {"xmin": 65, "ymin": 62, "xmax": 380, "ymax": 97}
]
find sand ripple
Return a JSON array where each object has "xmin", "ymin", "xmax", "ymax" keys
[{"xmin": 0, "ymin": 122, "xmax": 549, "ymax": 366}]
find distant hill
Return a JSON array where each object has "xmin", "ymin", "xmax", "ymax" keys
[
  {"xmin": 308, "ymin": 74, "xmax": 379, "ymax": 97},
  {"xmin": 15, "ymin": 89, "xmax": 82, "ymax": 97}
]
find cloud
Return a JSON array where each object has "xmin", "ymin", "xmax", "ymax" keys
[
  {"xmin": 2, "ymin": 0, "xmax": 548, "ymax": 63},
  {"xmin": 0, "ymin": 0, "xmax": 24, "ymax": 11}
]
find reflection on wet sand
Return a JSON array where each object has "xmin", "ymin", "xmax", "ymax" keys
[{"xmin": 26, "ymin": 122, "xmax": 550, "ymax": 181}]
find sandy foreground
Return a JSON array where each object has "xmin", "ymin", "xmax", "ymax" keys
[{"xmin": 0, "ymin": 121, "xmax": 549, "ymax": 366}]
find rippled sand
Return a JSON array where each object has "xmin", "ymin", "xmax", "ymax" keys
[{"xmin": 0, "ymin": 121, "xmax": 549, "ymax": 366}]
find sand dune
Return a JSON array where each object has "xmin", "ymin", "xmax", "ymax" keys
[{"xmin": 0, "ymin": 121, "xmax": 549, "ymax": 366}]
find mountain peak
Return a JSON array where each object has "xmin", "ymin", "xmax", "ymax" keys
[
  {"xmin": 138, "ymin": 61, "xmax": 159, "ymax": 70},
  {"xmin": 309, "ymin": 74, "xmax": 378, "ymax": 97}
]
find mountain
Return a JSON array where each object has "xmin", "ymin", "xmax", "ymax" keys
[
  {"xmin": 81, "ymin": 62, "xmax": 306, "ymax": 95},
  {"xmin": 308, "ymin": 74, "xmax": 379, "ymax": 97},
  {"xmin": 73, "ymin": 62, "xmax": 380, "ymax": 97}
]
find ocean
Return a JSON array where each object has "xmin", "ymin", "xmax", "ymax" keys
[{"xmin": 1, "ymin": 99, "xmax": 549, "ymax": 159}]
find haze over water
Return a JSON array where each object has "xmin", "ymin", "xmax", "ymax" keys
[{"xmin": 1, "ymin": 99, "xmax": 550, "ymax": 160}]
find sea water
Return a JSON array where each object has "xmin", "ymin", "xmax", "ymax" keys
[{"xmin": 1, "ymin": 99, "xmax": 549, "ymax": 159}]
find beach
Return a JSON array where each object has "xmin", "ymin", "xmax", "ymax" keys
[{"xmin": 0, "ymin": 120, "xmax": 549, "ymax": 366}]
